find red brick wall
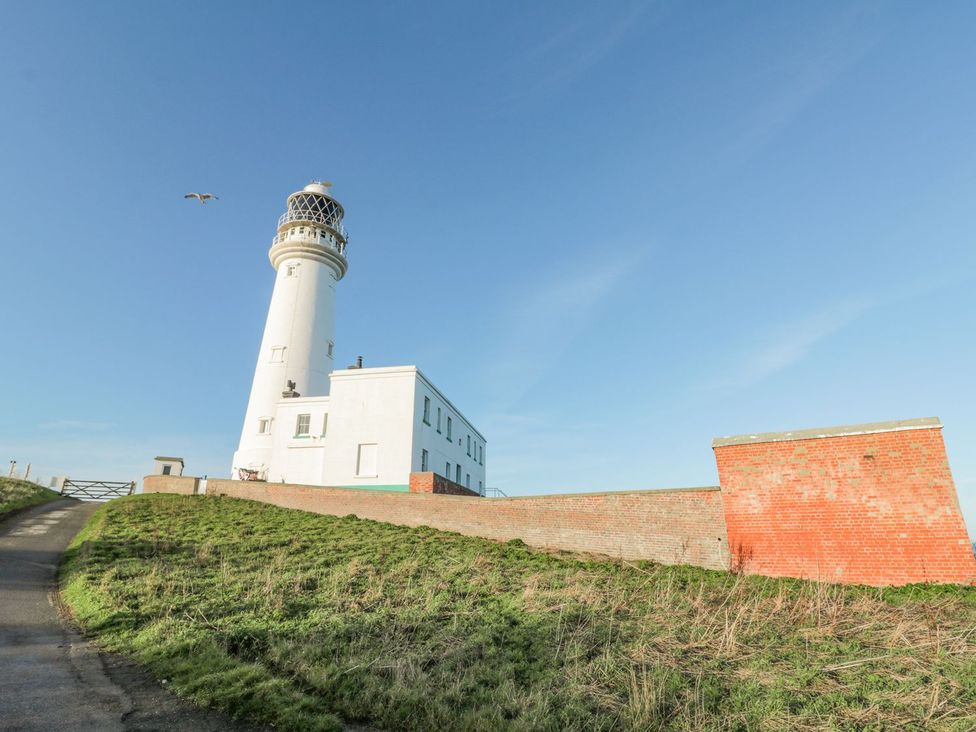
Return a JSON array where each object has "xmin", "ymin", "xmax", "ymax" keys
[
  {"xmin": 409, "ymin": 472, "xmax": 480, "ymax": 496},
  {"xmin": 714, "ymin": 424, "xmax": 976, "ymax": 586},
  {"xmin": 143, "ymin": 475, "xmax": 199, "ymax": 495},
  {"xmin": 206, "ymin": 479, "xmax": 730, "ymax": 570}
]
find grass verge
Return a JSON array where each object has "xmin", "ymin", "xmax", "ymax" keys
[
  {"xmin": 0, "ymin": 476, "xmax": 62, "ymax": 520},
  {"xmin": 62, "ymin": 493, "xmax": 976, "ymax": 731}
]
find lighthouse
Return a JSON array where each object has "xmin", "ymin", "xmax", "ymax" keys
[
  {"xmin": 232, "ymin": 181, "xmax": 349, "ymax": 477},
  {"xmin": 230, "ymin": 181, "xmax": 486, "ymax": 493}
]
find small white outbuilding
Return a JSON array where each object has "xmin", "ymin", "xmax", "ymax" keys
[{"xmin": 153, "ymin": 456, "xmax": 184, "ymax": 477}]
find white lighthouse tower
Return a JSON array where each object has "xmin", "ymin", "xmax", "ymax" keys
[{"xmin": 232, "ymin": 181, "xmax": 349, "ymax": 477}]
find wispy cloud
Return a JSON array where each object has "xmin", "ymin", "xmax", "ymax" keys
[
  {"xmin": 480, "ymin": 247, "xmax": 645, "ymax": 408},
  {"xmin": 496, "ymin": 3, "xmax": 650, "ymax": 105},
  {"xmin": 705, "ymin": 297, "xmax": 875, "ymax": 393},
  {"xmin": 725, "ymin": 4, "xmax": 880, "ymax": 164}
]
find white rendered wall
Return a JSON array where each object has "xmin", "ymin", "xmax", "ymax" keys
[
  {"xmin": 152, "ymin": 459, "xmax": 183, "ymax": 476},
  {"xmin": 243, "ymin": 366, "xmax": 486, "ymax": 491},
  {"xmin": 266, "ymin": 396, "xmax": 331, "ymax": 484},
  {"xmin": 234, "ymin": 255, "xmax": 338, "ymax": 474},
  {"xmin": 411, "ymin": 370, "xmax": 487, "ymax": 493},
  {"xmin": 321, "ymin": 367, "xmax": 418, "ymax": 488}
]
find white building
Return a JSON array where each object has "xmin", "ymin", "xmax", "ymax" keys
[
  {"xmin": 232, "ymin": 182, "xmax": 486, "ymax": 494},
  {"xmin": 153, "ymin": 456, "xmax": 184, "ymax": 476}
]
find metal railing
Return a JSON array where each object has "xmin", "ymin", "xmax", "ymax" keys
[
  {"xmin": 482, "ymin": 486, "xmax": 508, "ymax": 498},
  {"xmin": 278, "ymin": 210, "xmax": 347, "ymax": 240},
  {"xmin": 271, "ymin": 226, "xmax": 347, "ymax": 256}
]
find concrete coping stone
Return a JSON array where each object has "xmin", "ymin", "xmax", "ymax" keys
[
  {"xmin": 189, "ymin": 481, "xmax": 723, "ymax": 501},
  {"xmin": 487, "ymin": 486, "xmax": 722, "ymax": 501},
  {"xmin": 712, "ymin": 416, "xmax": 942, "ymax": 448}
]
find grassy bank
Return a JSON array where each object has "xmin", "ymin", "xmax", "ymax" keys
[
  {"xmin": 0, "ymin": 477, "xmax": 62, "ymax": 520},
  {"xmin": 62, "ymin": 494, "xmax": 976, "ymax": 731}
]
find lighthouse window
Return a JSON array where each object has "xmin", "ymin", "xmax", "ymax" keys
[
  {"xmin": 270, "ymin": 347, "xmax": 286, "ymax": 363},
  {"xmin": 421, "ymin": 449, "xmax": 429, "ymax": 471},
  {"xmin": 295, "ymin": 414, "xmax": 311, "ymax": 437},
  {"xmin": 437, "ymin": 407, "xmax": 441, "ymax": 433},
  {"xmin": 445, "ymin": 461, "xmax": 451, "ymax": 478},
  {"xmin": 321, "ymin": 414, "xmax": 328, "ymax": 436},
  {"xmin": 456, "ymin": 464, "xmax": 462, "ymax": 484},
  {"xmin": 286, "ymin": 263, "xmax": 299, "ymax": 277},
  {"xmin": 327, "ymin": 341, "xmax": 334, "ymax": 358},
  {"xmin": 467, "ymin": 435, "xmax": 471, "ymax": 456},
  {"xmin": 422, "ymin": 396, "xmax": 431, "ymax": 425},
  {"xmin": 258, "ymin": 418, "xmax": 272, "ymax": 434},
  {"xmin": 446, "ymin": 417, "xmax": 453, "ymax": 441}
]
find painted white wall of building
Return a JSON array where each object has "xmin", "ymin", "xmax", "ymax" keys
[
  {"xmin": 266, "ymin": 396, "xmax": 331, "ymax": 484},
  {"xmin": 411, "ymin": 370, "xmax": 487, "ymax": 493},
  {"xmin": 152, "ymin": 458, "xmax": 184, "ymax": 476},
  {"xmin": 322, "ymin": 367, "xmax": 417, "ymax": 488},
  {"xmin": 236, "ymin": 367, "xmax": 487, "ymax": 490},
  {"xmin": 235, "ymin": 256, "xmax": 338, "ymax": 473}
]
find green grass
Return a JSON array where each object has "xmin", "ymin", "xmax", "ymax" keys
[
  {"xmin": 61, "ymin": 494, "xmax": 976, "ymax": 731},
  {"xmin": 0, "ymin": 476, "xmax": 62, "ymax": 519}
]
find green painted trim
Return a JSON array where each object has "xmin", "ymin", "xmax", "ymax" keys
[{"xmin": 337, "ymin": 484, "xmax": 410, "ymax": 493}]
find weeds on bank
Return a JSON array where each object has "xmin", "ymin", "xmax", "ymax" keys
[
  {"xmin": 61, "ymin": 494, "xmax": 976, "ymax": 731},
  {"xmin": 0, "ymin": 477, "xmax": 62, "ymax": 520}
]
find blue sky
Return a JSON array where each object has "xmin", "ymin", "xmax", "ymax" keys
[{"xmin": 1, "ymin": 2, "xmax": 974, "ymax": 535}]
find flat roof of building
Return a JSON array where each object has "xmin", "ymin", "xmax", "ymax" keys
[
  {"xmin": 712, "ymin": 416, "xmax": 942, "ymax": 448},
  {"xmin": 153, "ymin": 456, "xmax": 184, "ymax": 463}
]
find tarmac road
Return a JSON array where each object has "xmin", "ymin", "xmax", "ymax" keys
[{"xmin": 0, "ymin": 499, "xmax": 268, "ymax": 732}]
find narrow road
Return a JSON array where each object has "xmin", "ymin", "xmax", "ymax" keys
[{"xmin": 0, "ymin": 500, "xmax": 267, "ymax": 731}]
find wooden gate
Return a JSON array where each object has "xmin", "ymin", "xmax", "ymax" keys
[{"xmin": 60, "ymin": 479, "xmax": 135, "ymax": 501}]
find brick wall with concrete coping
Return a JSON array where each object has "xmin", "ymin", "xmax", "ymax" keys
[
  {"xmin": 714, "ymin": 417, "xmax": 976, "ymax": 586},
  {"xmin": 142, "ymin": 417, "xmax": 976, "ymax": 586},
  {"xmin": 142, "ymin": 474, "xmax": 198, "ymax": 495},
  {"xmin": 189, "ymin": 478, "xmax": 731, "ymax": 569}
]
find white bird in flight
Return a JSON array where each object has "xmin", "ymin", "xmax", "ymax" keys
[{"xmin": 184, "ymin": 192, "xmax": 219, "ymax": 204}]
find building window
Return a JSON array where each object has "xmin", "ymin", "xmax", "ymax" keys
[
  {"xmin": 422, "ymin": 396, "xmax": 431, "ymax": 425},
  {"xmin": 421, "ymin": 449, "xmax": 429, "ymax": 471},
  {"xmin": 479, "ymin": 445, "xmax": 483, "ymax": 465},
  {"xmin": 436, "ymin": 407, "xmax": 442, "ymax": 433},
  {"xmin": 327, "ymin": 341, "xmax": 334, "ymax": 358},
  {"xmin": 467, "ymin": 435, "xmax": 471, "ymax": 456},
  {"xmin": 321, "ymin": 414, "xmax": 328, "ymax": 436},
  {"xmin": 456, "ymin": 464, "xmax": 461, "ymax": 484},
  {"xmin": 286, "ymin": 263, "xmax": 300, "ymax": 277},
  {"xmin": 356, "ymin": 443, "xmax": 378, "ymax": 477},
  {"xmin": 295, "ymin": 414, "xmax": 310, "ymax": 437},
  {"xmin": 270, "ymin": 346, "xmax": 286, "ymax": 363},
  {"xmin": 447, "ymin": 417, "xmax": 452, "ymax": 441},
  {"xmin": 466, "ymin": 474, "xmax": 470, "ymax": 489},
  {"xmin": 479, "ymin": 480, "xmax": 483, "ymax": 494},
  {"xmin": 445, "ymin": 461, "xmax": 451, "ymax": 478},
  {"xmin": 258, "ymin": 418, "xmax": 272, "ymax": 434},
  {"xmin": 162, "ymin": 465, "xmax": 171, "ymax": 475}
]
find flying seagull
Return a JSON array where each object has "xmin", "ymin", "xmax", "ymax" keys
[{"xmin": 184, "ymin": 192, "xmax": 219, "ymax": 204}]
